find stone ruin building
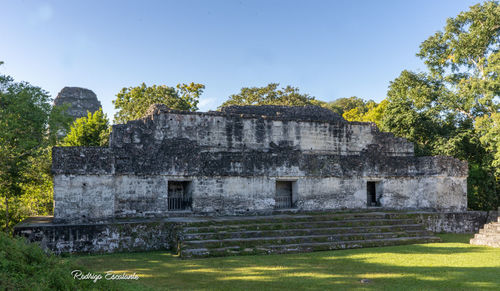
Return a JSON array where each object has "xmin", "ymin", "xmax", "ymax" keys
[
  {"xmin": 54, "ymin": 87, "xmax": 101, "ymax": 120},
  {"xmin": 52, "ymin": 104, "xmax": 468, "ymax": 223},
  {"xmin": 19, "ymin": 102, "xmax": 493, "ymax": 257}
]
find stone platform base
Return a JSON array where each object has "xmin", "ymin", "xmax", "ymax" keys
[{"xmin": 14, "ymin": 210, "xmax": 491, "ymax": 256}]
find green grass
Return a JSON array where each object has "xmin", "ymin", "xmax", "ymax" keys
[{"xmin": 69, "ymin": 234, "xmax": 500, "ymax": 290}]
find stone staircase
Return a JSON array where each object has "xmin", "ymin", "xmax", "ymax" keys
[
  {"xmin": 470, "ymin": 208, "xmax": 500, "ymax": 248},
  {"xmin": 177, "ymin": 211, "xmax": 441, "ymax": 258}
]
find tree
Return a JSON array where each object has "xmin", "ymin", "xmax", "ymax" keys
[
  {"xmin": 220, "ymin": 83, "xmax": 317, "ymax": 107},
  {"xmin": 343, "ymin": 99, "xmax": 388, "ymax": 128},
  {"xmin": 417, "ymin": 0, "xmax": 500, "ymax": 119},
  {"xmin": 383, "ymin": 1, "xmax": 500, "ymax": 210},
  {"xmin": 62, "ymin": 108, "xmax": 110, "ymax": 147},
  {"xmin": 383, "ymin": 70, "xmax": 453, "ymax": 155},
  {"xmin": 9, "ymin": 149, "xmax": 54, "ymax": 229},
  {"xmin": 113, "ymin": 82, "xmax": 204, "ymax": 123},
  {"xmin": 326, "ymin": 96, "xmax": 372, "ymax": 116},
  {"xmin": 476, "ymin": 112, "xmax": 500, "ymax": 176},
  {"xmin": 47, "ymin": 103, "xmax": 74, "ymax": 145},
  {"xmin": 0, "ymin": 71, "xmax": 52, "ymax": 229}
]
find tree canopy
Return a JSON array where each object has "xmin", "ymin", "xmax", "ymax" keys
[
  {"xmin": 220, "ymin": 83, "xmax": 318, "ymax": 108},
  {"xmin": 325, "ymin": 96, "xmax": 374, "ymax": 116},
  {"xmin": 0, "ymin": 70, "xmax": 55, "ymax": 228},
  {"xmin": 0, "ymin": 74, "xmax": 51, "ymax": 194},
  {"xmin": 382, "ymin": 1, "xmax": 500, "ymax": 210},
  {"xmin": 62, "ymin": 108, "xmax": 110, "ymax": 147},
  {"xmin": 343, "ymin": 99, "xmax": 387, "ymax": 128},
  {"xmin": 113, "ymin": 82, "xmax": 204, "ymax": 123},
  {"xmin": 417, "ymin": 0, "xmax": 500, "ymax": 119},
  {"xmin": 476, "ymin": 112, "xmax": 500, "ymax": 175}
]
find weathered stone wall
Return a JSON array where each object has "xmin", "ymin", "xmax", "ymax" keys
[
  {"xmin": 53, "ymin": 175, "xmax": 114, "ymax": 222},
  {"xmin": 51, "ymin": 105, "xmax": 468, "ymax": 222},
  {"xmin": 109, "ymin": 105, "xmax": 414, "ymax": 156},
  {"xmin": 114, "ymin": 175, "xmax": 168, "ymax": 218},
  {"xmin": 14, "ymin": 217, "xmax": 177, "ymax": 254},
  {"xmin": 297, "ymin": 176, "xmax": 467, "ymax": 212},
  {"xmin": 418, "ymin": 211, "xmax": 489, "ymax": 233},
  {"xmin": 53, "ymin": 174, "xmax": 467, "ymax": 222},
  {"xmin": 52, "ymin": 147, "xmax": 466, "ymax": 177}
]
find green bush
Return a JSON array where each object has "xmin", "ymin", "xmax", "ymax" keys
[{"xmin": 0, "ymin": 232, "xmax": 130, "ymax": 291}]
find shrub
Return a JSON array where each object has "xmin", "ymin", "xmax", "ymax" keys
[{"xmin": 0, "ymin": 232, "xmax": 129, "ymax": 290}]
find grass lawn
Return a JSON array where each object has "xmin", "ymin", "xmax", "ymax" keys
[{"xmin": 68, "ymin": 234, "xmax": 500, "ymax": 290}]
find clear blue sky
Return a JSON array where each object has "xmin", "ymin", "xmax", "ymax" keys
[{"xmin": 1, "ymin": 0, "xmax": 480, "ymax": 120}]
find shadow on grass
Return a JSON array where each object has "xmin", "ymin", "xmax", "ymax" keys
[
  {"xmin": 330, "ymin": 244, "xmax": 486, "ymax": 255},
  {"xmin": 71, "ymin": 235, "xmax": 499, "ymax": 290},
  {"xmin": 437, "ymin": 233, "xmax": 475, "ymax": 243}
]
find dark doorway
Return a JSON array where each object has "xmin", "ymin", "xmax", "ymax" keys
[
  {"xmin": 367, "ymin": 181, "xmax": 378, "ymax": 206},
  {"xmin": 275, "ymin": 181, "xmax": 293, "ymax": 209},
  {"xmin": 168, "ymin": 181, "xmax": 192, "ymax": 211}
]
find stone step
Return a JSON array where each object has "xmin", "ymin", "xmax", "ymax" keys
[
  {"xmin": 483, "ymin": 222, "xmax": 500, "ymax": 229},
  {"xmin": 479, "ymin": 228, "xmax": 500, "ymax": 234},
  {"xmin": 183, "ymin": 212, "xmax": 419, "ymax": 228},
  {"xmin": 470, "ymin": 238, "xmax": 500, "ymax": 248},
  {"xmin": 473, "ymin": 233, "xmax": 500, "ymax": 240},
  {"xmin": 181, "ymin": 230, "xmax": 432, "ymax": 249},
  {"xmin": 470, "ymin": 218, "xmax": 500, "ymax": 248},
  {"xmin": 183, "ymin": 218, "xmax": 420, "ymax": 233},
  {"xmin": 180, "ymin": 236, "xmax": 441, "ymax": 258},
  {"xmin": 183, "ymin": 224, "xmax": 426, "ymax": 240},
  {"xmin": 177, "ymin": 212, "xmax": 437, "ymax": 258}
]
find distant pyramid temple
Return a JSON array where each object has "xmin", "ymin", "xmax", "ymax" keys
[{"xmin": 54, "ymin": 87, "xmax": 101, "ymax": 121}]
